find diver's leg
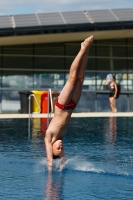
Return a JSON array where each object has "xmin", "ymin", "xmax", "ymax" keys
[
  {"xmin": 71, "ymin": 50, "xmax": 88, "ymax": 104},
  {"xmin": 72, "ymin": 37, "xmax": 93, "ymax": 104},
  {"xmin": 58, "ymin": 35, "xmax": 94, "ymax": 105}
]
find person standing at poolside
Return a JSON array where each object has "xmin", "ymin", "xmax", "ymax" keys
[
  {"xmin": 104, "ymin": 75, "xmax": 118, "ymax": 112},
  {"xmin": 44, "ymin": 35, "xmax": 94, "ymax": 171}
]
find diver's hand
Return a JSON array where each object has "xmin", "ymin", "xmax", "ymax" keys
[{"xmin": 48, "ymin": 165, "xmax": 52, "ymax": 172}]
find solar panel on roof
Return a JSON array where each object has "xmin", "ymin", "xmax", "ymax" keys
[
  {"xmin": 0, "ymin": 15, "xmax": 12, "ymax": 28},
  {"xmin": 111, "ymin": 8, "xmax": 133, "ymax": 21},
  {"xmin": 13, "ymin": 14, "xmax": 39, "ymax": 27},
  {"xmin": 37, "ymin": 13, "xmax": 65, "ymax": 26},
  {"xmin": 0, "ymin": 8, "xmax": 132, "ymax": 36},
  {"xmin": 61, "ymin": 11, "xmax": 90, "ymax": 24},
  {"xmin": 87, "ymin": 9, "xmax": 117, "ymax": 22}
]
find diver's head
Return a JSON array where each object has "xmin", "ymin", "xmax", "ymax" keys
[{"xmin": 52, "ymin": 140, "xmax": 64, "ymax": 159}]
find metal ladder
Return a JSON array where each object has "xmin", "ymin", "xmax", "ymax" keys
[
  {"xmin": 28, "ymin": 88, "xmax": 53, "ymax": 118},
  {"xmin": 28, "ymin": 89, "xmax": 54, "ymax": 134}
]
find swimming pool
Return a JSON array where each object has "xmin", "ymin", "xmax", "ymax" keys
[{"xmin": 0, "ymin": 117, "xmax": 133, "ymax": 199}]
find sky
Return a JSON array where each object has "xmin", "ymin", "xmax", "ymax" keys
[{"xmin": 0, "ymin": 0, "xmax": 133, "ymax": 16}]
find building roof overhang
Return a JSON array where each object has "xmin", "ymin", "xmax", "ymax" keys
[{"xmin": 0, "ymin": 8, "xmax": 133, "ymax": 45}]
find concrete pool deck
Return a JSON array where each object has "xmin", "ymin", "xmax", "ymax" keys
[{"xmin": 0, "ymin": 112, "xmax": 133, "ymax": 118}]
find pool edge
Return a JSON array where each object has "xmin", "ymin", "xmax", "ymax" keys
[{"xmin": 0, "ymin": 112, "xmax": 133, "ymax": 118}]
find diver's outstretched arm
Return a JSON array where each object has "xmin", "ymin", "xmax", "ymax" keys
[{"xmin": 44, "ymin": 133, "xmax": 53, "ymax": 171}]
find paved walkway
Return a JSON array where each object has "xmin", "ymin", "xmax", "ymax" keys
[{"xmin": 0, "ymin": 112, "xmax": 133, "ymax": 118}]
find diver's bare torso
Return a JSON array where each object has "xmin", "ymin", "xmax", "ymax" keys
[{"xmin": 45, "ymin": 106, "xmax": 73, "ymax": 144}]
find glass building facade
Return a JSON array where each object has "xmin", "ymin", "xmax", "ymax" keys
[{"xmin": 0, "ymin": 38, "xmax": 133, "ymax": 112}]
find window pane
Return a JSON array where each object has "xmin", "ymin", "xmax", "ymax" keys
[
  {"xmin": 2, "ymin": 71, "xmax": 33, "ymax": 88},
  {"xmin": 112, "ymin": 39, "xmax": 126, "ymax": 45},
  {"xmin": 115, "ymin": 73, "xmax": 127, "ymax": 90},
  {"xmin": 65, "ymin": 43, "xmax": 80, "ymax": 56},
  {"xmin": 127, "ymin": 59, "xmax": 133, "ymax": 72},
  {"xmin": 84, "ymin": 72, "xmax": 96, "ymax": 90},
  {"xmin": 129, "ymin": 94, "xmax": 133, "ymax": 111},
  {"xmin": 34, "ymin": 57, "xmax": 64, "ymax": 70},
  {"xmin": 127, "ymin": 38, "xmax": 133, "ymax": 45},
  {"xmin": 34, "ymin": 43, "xmax": 64, "ymax": 55},
  {"xmin": 0, "ymin": 55, "xmax": 1, "ymax": 68},
  {"xmin": 89, "ymin": 45, "xmax": 95, "ymax": 57},
  {"xmin": 2, "ymin": 90, "xmax": 20, "ymax": 112},
  {"xmin": 96, "ymin": 59, "xmax": 110, "ymax": 71},
  {"xmin": 34, "ymin": 72, "xmax": 65, "ymax": 89},
  {"xmin": 75, "ymin": 91, "xmax": 96, "ymax": 112},
  {"xmin": 96, "ymin": 72, "xmax": 108, "ymax": 90},
  {"xmin": 0, "ymin": 91, "xmax": 1, "ymax": 113},
  {"xmin": 127, "ymin": 46, "xmax": 133, "ymax": 57},
  {"xmin": 97, "ymin": 94, "xmax": 110, "ymax": 112},
  {"xmin": 97, "ymin": 40, "xmax": 110, "ymax": 45},
  {"xmin": 53, "ymin": 73, "xmax": 65, "ymax": 89},
  {"xmin": 116, "ymin": 94, "xmax": 128, "ymax": 112},
  {"xmin": 128, "ymin": 73, "xmax": 133, "ymax": 90},
  {"xmin": 0, "ymin": 70, "xmax": 1, "ymax": 87},
  {"xmin": 113, "ymin": 59, "xmax": 127, "ymax": 71},
  {"xmin": 3, "ymin": 44, "xmax": 33, "ymax": 55},
  {"xmin": 3, "ymin": 56, "xmax": 33, "ymax": 69},
  {"xmin": 96, "ymin": 46, "xmax": 110, "ymax": 57},
  {"xmin": 34, "ymin": 73, "xmax": 54, "ymax": 89},
  {"xmin": 112, "ymin": 46, "xmax": 126, "ymax": 57},
  {"xmin": 87, "ymin": 58, "xmax": 95, "ymax": 71}
]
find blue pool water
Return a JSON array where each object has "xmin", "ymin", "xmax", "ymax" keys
[{"xmin": 0, "ymin": 117, "xmax": 133, "ymax": 200}]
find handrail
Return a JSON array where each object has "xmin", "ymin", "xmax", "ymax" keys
[
  {"xmin": 48, "ymin": 88, "xmax": 54, "ymax": 122},
  {"xmin": 28, "ymin": 94, "xmax": 41, "ymax": 119},
  {"xmin": 48, "ymin": 88, "xmax": 53, "ymax": 113},
  {"xmin": 28, "ymin": 93, "xmax": 41, "ymax": 135},
  {"xmin": 28, "ymin": 90, "xmax": 54, "ymax": 134},
  {"xmin": 28, "ymin": 90, "xmax": 54, "ymax": 120}
]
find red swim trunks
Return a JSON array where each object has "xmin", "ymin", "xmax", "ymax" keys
[{"xmin": 56, "ymin": 99, "xmax": 76, "ymax": 110}]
